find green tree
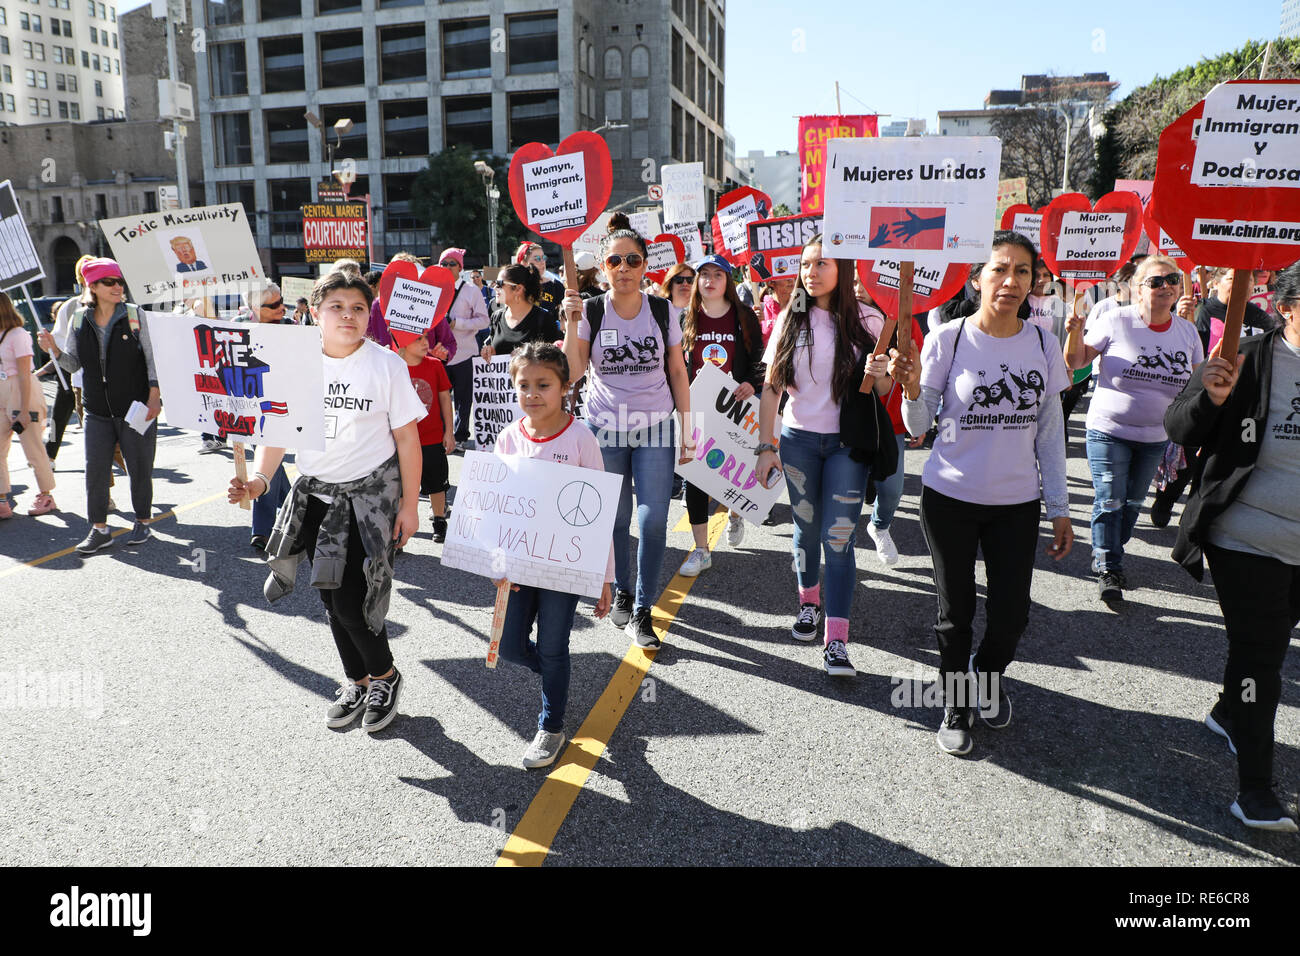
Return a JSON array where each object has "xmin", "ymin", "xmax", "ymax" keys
[
  {"xmin": 410, "ymin": 146, "xmax": 529, "ymax": 266},
  {"xmin": 772, "ymin": 203, "xmax": 794, "ymax": 218}
]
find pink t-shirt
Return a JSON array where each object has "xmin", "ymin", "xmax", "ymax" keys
[
  {"xmin": 762, "ymin": 303, "xmax": 877, "ymax": 435},
  {"xmin": 919, "ymin": 318, "xmax": 1071, "ymax": 506},
  {"xmin": 1084, "ymin": 304, "xmax": 1204, "ymax": 444},
  {"xmin": 494, "ymin": 415, "xmax": 616, "ymax": 584},
  {"xmin": 577, "ymin": 292, "xmax": 683, "ymax": 431},
  {"xmin": 0, "ymin": 326, "xmax": 34, "ymax": 379}
]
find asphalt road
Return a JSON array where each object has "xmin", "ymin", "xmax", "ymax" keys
[{"xmin": 2, "ymin": 394, "xmax": 1297, "ymax": 867}]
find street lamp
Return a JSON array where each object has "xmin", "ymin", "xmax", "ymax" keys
[
  {"xmin": 305, "ymin": 112, "xmax": 353, "ymax": 198},
  {"xmin": 474, "ymin": 160, "xmax": 500, "ymax": 267}
]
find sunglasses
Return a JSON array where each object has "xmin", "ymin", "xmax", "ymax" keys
[
  {"xmin": 263, "ymin": 299, "xmax": 284, "ymax": 310},
  {"xmin": 671, "ymin": 274, "xmax": 695, "ymax": 285},
  {"xmin": 439, "ymin": 260, "xmax": 459, "ymax": 268},
  {"xmin": 1142, "ymin": 273, "xmax": 1182, "ymax": 289},
  {"xmin": 96, "ymin": 277, "xmax": 125, "ymax": 287},
  {"xmin": 605, "ymin": 254, "xmax": 644, "ymax": 268},
  {"xmin": 501, "ymin": 281, "xmax": 520, "ymax": 290}
]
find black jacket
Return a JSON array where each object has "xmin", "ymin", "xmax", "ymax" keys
[
  {"xmin": 839, "ymin": 347, "xmax": 899, "ymax": 480},
  {"xmin": 1164, "ymin": 328, "xmax": 1283, "ymax": 581},
  {"xmin": 684, "ymin": 302, "xmax": 765, "ymax": 390},
  {"xmin": 72, "ymin": 305, "xmax": 152, "ymax": 419},
  {"xmin": 1193, "ymin": 296, "xmax": 1273, "ymax": 355}
]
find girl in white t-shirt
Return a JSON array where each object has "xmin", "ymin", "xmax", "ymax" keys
[
  {"xmin": 892, "ymin": 231, "xmax": 1074, "ymax": 758},
  {"xmin": 492, "ymin": 342, "xmax": 614, "ymax": 769},
  {"xmin": 0, "ymin": 292, "xmax": 57, "ymax": 518},
  {"xmin": 756, "ymin": 236, "xmax": 893, "ymax": 678},
  {"xmin": 228, "ymin": 271, "xmax": 426, "ymax": 735}
]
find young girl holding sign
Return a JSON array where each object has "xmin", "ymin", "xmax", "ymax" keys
[
  {"xmin": 228, "ymin": 270, "xmax": 425, "ymax": 735},
  {"xmin": 493, "ymin": 342, "xmax": 614, "ymax": 768},
  {"xmin": 756, "ymin": 236, "xmax": 893, "ymax": 677},
  {"xmin": 561, "ymin": 213, "xmax": 695, "ymax": 649},
  {"xmin": 678, "ymin": 254, "xmax": 765, "ymax": 575},
  {"xmin": 891, "ymin": 231, "xmax": 1073, "ymax": 756}
]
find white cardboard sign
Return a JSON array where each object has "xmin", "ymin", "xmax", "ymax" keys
[
  {"xmin": 521, "ymin": 153, "xmax": 589, "ymax": 232},
  {"xmin": 470, "ymin": 354, "xmax": 525, "ymax": 451},
  {"xmin": 661, "ymin": 162, "xmax": 706, "ymax": 225},
  {"xmin": 1192, "ymin": 83, "xmax": 1300, "ymax": 189},
  {"xmin": 384, "ymin": 276, "xmax": 444, "ymax": 337},
  {"xmin": 667, "ymin": 222, "xmax": 705, "ymax": 261},
  {"xmin": 1055, "ymin": 212, "xmax": 1127, "ymax": 264},
  {"xmin": 0, "ymin": 180, "xmax": 45, "ymax": 291},
  {"xmin": 1011, "ymin": 212, "xmax": 1043, "ymax": 251},
  {"xmin": 821, "ymin": 136, "xmax": 1001, "ymax": 265},
  {"xmin": 144, "ymin": 313, "xmax": 326, "ymax": 450},
  {"xmin": 442, "ymin": 450, "xmax": 622, "ymax": 598}
]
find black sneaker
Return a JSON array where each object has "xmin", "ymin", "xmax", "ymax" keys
[
  {"xmin": 610, "ymin": 589, "xmax": 634, "ymax": 628},
  {"xmin": 76, "ymin": 527, "xmax": 114, "ymax": 554},
  {"xmin": 361, "ymin": 669, "xmax": 402, "ymax": 733},
  {"xmin": 1205, "ymin": 701, "xmax": 1239, "ymax": 756},
  {"xmin": 823, "ymin": 640, "xmax": 855, "ymax": 677},
  {"xmin": 1098, "ymin": 572, "xmax": 1123, "ymax": 602},
  {"xmin": 125, "ymin": 521, "xmax": 152, "ymax": 545},
  {"xmin": 1149, "ymin": 496, "xmax": 1174, "ymax": 529},
  {"xmin": 432, "ymin": 516, "xmax": 447, "ymax": 543},
  {"xmin": 626, "ymin": 607, "xmax": 660, "ymax": 649},
  {"xmin": 792, "ymin": 603, "xmax": 822, "ymax": 642},
  {"xmin": 250, "ymin": 534, "xmax": 269, "ymax": 552},
  {"xmin": 971, "ymin": 662, "xmax": 1013, "ymax": 729},
  {"xmin": 1230, "ymin": 789, "xmax": 1299, "ymax": 832},
  {"xmin": 326, "ymin": 682, "xmax": 368, "ymax": 728},
  {"xmin": 937, "ymin": 706, "xmax": 974, "ymax": 756}
]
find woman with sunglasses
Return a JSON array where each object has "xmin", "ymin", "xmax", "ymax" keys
[
  {"xmin": 1065, "ymin": 255, "xmax": 1202, "ymax": 603},
  {"xmin": 561, "ymin": 213, "xmax": 694, "ymax": 648},
  {"xmin": 515, "ymin": 242, "xmax": 566, "ymax": 318},
  {"xmin": 39, "ymin": 258, "xmax": 161, "ymax": 554},
  {"xmin": 479, "ymin": 264, "xmax": 561, "ymax": 361},
  {"xmin": 657, "ymin": 262, "xmax": 696, "ymax": 327}
]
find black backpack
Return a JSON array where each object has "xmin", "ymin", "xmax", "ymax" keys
[{"xmin": 583, "ymin": 292, "xmax": 675, "ymax": 388}]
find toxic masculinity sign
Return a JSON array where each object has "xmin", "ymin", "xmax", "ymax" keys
[{"xmin": 302, "ymin": 202, "xmax": 367, "ymax": 264}]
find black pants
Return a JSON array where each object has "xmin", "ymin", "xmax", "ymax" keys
[
  {"xmin": 1204, "ymin": 543, "xmax": 1300, "ymax": 792},
  {"xmin": 447, "ymin": 359, "xmax": 473, "ymax": 443},
  {"xmin": 685, "ymin": 481, "xmax": 716, "ymax": 526},
  {"xmin": 84, "ymin": 411, "xmax": 155, "ymax": 524},
  {"xmin": 920, "ymin": 486, "xmax": 1041, "ymax": 700},
  {"xmin": 1060, "ymin": 376, "xmax": 1089, "ymax": 422},
  {"xmin": 46, "ymin": 377, "xmax": 77, "ymax": 457},
  {"xmin": 301, "ymin": 496, "xmax": 394, "ymax": 682}
]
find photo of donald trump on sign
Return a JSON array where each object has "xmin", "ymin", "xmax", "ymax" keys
[{"xmin": 166, "ymin": 234, "xmax": 210, "ymax": 274}]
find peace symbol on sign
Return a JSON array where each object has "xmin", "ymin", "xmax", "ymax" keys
[{"xmin": 557, "ymin": 480, "xmax": 602, "ymax": 528}]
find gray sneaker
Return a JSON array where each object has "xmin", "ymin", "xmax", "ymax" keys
[
  {"xmin": 522, "ymin": 729, "xmax": 566, "ymax": 769},
  {"xmin": 610, "ymin": 589, "xmax": 634, "ymax": 628},
  {"xmin": 76, "ymin": 527, "xmax": 114, "ymax": 554},
  {"xmin": 125, "ymin": 521, "xmax": 152, "ymax": 544},
  {"xmin": 937, "ymin": 707, "xmax": 974, "ymax": 756}
]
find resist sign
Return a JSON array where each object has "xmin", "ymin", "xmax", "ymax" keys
[{"xmin": 441, "ymin": 451, "xmax": 622, "ymax": 598}]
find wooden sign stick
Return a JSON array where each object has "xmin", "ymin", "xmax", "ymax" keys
[
  {"xmin": 198, "ymin": 295, "xmax": 251, "ymax": 511},
  {"xmin": 486, "ymin": 577, "xmax": 510, "ymax": 669},
  {"xmin": 862, "ymin": 261, "xmax": 912, "ymax": 392},
  {"xmin": 1063, "ymin": 281, "xmax": 1086, "ymax": 363},
  {"xmin": 1197, "ymin": 266, "xmax": 1208, "ymax": 301},
  {"xmin": 860, "ymin": 317, "xmax": 897, "ymax": 393},
  {"xmin": 1216, "ymin": 267, "xmax": 1255, "ymax": 364}
]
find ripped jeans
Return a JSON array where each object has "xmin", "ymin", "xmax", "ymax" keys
[
  {"xmin": 779, "ymin": 426, "xmax": 868, "ymax": 619},
  {"xmin": 1085, "ymin": 428, "xmax": 1168, "ymax": 573}
]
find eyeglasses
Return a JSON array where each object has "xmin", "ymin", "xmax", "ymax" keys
[
  {"xmin": 1142, "ymin": 273, "xmax": 1182, "ymax": 289},
  {"xmin": 605, "ymin": 254, "xmax": 644, "ymax": 268},
  {"xmin": 96, "ymin": 277, "xmax": 125, "ymax": 287},
  {"xmin": 263, "ymin": 299, "xmax": 284, "ymax": 310},
  {"xmin": 501, "ymin": 281, "xmax": 520, "ymax": 290},
  {"xmin": 439, "ymin": 260, "xmax": 458, "ymax": 268},
  {"xmin": 671, "ymin": 274, "xmax": 695, "ymax": 285}
]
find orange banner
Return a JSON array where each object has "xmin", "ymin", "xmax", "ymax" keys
[{"xmin": 798, "ymin": 114, "xmax": 879, "ymax": 215}]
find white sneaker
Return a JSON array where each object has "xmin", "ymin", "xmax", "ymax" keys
[
  {"xmin": 523, "ymin": 729, "xmax": 566, "ymax": 769},
  {"xmin": 679, "ymin": 548, "xmax": 712, "ymax": 577},
  {"xmin": 726, "ymin": 513, "xmax": 746, "ymax": 549},
  {"xmin": 867, "ymin": 523, "xmax": 899, "ymax": 566}
]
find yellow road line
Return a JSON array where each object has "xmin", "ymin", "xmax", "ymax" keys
[
  {"xmin": 496, "ymin": 509, "xmax": 728, "ymax": 867},
  {"xmin": 0, "ymin": 489, "xmax": 229, "ymax": 579}
]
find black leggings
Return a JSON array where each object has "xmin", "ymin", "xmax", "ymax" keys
[
  {"xmin": 685, "ymin": 482, "xmax": 717, "ymax": 527},
  {"xmin": 301, "ymin": 496, "xmax": 394, "ymax": 681},
  {"xmin": 47, "ymin": 378, "xmax": 77, "ymax": 455}
]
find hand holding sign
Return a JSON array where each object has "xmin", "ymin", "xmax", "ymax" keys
[{"xmin": 377, "ymin": 261, "xmax": 455, "ymax": 349}]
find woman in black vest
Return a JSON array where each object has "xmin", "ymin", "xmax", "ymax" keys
[{"xmin": 39, "ymin": 257, "xmax": 160, "ymax": 554}]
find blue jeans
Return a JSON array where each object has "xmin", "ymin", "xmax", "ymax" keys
[
  {"xmin": 497, "ymin": 584, "xmax": 581, "ymax": 733},
  {"xmin": 870, "ymin": 432, "xmax": 907, "ymax": 530},
  {"xmin": 779, "ymin": 426, "xmax": 868, "ymax": 619},
  {"xmin": 588, "ymin": 417, "xmax": 676, "ymax": 611},
  {"xmin": 251, "ymin": 463, "xmax": 291, "ymax": 538},
  {"xmin": 1085, "ymin": 428, "xmax": 1167, "ymax": 572}
]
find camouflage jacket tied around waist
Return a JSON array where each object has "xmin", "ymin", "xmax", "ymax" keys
[{"xmin": 262, "ymin": 454, "xmax": 401, "ymax": 634}]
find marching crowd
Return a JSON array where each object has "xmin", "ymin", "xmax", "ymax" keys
[{"xmin": 3, "ymin": 216, "xmax": 1298, "ymax": 832}]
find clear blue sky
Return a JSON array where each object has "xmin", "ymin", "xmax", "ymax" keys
[{"xmin": 725, "ymin": 0, "xmax": 1285, "ymax": 156}]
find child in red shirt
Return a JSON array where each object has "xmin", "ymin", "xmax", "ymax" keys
[{"xmin": 396, "ymin": 334, "xmax": 456, "ymax": 540}]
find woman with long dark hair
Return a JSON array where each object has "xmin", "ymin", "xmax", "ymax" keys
[
  {"xmin": 678, "ymin": 254, "xmax": 765, "ymax": 575},
  {"xmin": 756, "ymin": 236, "xmax": 892, "ymax": 677},
  {"xmin": 1164, "ymin": 263, "xmax": 1300, "ymax": 832},
  {"xmin": 479, "ymin": 264, "xmax": 561, "ymax": 360},
  {"xmin": 891, "ymin": 231, "xmax": 1073, "ymax": 756}
]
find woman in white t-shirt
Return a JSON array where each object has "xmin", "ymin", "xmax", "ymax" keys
[
  {"xmin": 228, "ymin": 271, "xmax": 426, "ymax": 735},
  {"xmin": 891, "ymin": 231, "xmax": 1074, "ymax": 757},
  {"xmin": 755, "ymin": 236, "xmax": 893, "ymax": 678},
  {"xmin": 1065, "ymin": 255, "xmax": 1200, "ymax": 603},
  {"xmin": 0, "ymin": 292, "xmax": 57, "ymax": 518}
]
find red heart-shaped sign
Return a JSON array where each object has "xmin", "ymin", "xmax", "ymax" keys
[
  {"xmin": 1000, "ymin": 203, "xmax": 1046, "ymax": 251},
  {"xmin": 856, "ymin": 258, "xmax": 970, "ymax": 317},
  {"xmin": 1141, "ymin": 204, "xmax": 1192, "ymax": 271},
  {"xmin": 644, "ymin": 233, "xmax": 687, "ymax": 285},
  {"xmin": 378, "ymin": 261, "xmax": 456, "ymax": 349},
  {"xmin": 1040, "ymin": 191, "xmax": 1143, "ymax": 289},
  {"xmin": 508, "ymin": 132, "xmax": 613, "ymax": 248},
  {"xmin": 710, "ymin": 186, "xmax": 773, "ymax": 267}
]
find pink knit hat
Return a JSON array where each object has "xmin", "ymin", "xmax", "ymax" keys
[
  {"xmin": 439, "ymin": 248, "xmax": 466, "ymax": 267},
  {"xmin": 81, "ymin": 258, "xmax": 124, "ymax": 285}
]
